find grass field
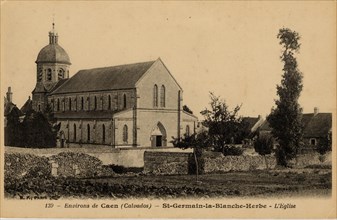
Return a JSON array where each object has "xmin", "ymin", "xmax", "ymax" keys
[
  {"xmin": 5, "ymin": 168, "xmax": 331, "ymax": 199},
  {"xmin": 83, "ymin": 169, "xmax": 332, "ymax": 198}
]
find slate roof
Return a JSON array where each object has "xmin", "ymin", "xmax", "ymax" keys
[
  {"xmin": 54, "ymin": 110, "xmax": 122, "ymax": 119},
  {"xmin": 302, "ymin": 113, "xmax": 332, "ymax": 138},
  {"xmin": 4, "ymin": 102, "xmax": 23, "ymax": 117},
  {"xmin": 20, "ymin": 98, "xmax": 33, "ymax": 114},
  {"xmin": 258, "ymin": 113, "xmax": 332, "ymax": 138},
  {"xmin": 36, "ymin": 44, "xmax": 71, "ymax": 64},
  {"xmin": 51, "ymin": 60, "xmax": 156, "ymax": 94},
  {"xmin": 242, "ymin": 117, "xmax": 260, "ymax": 131}
]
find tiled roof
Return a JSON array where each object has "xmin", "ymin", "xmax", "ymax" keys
[
  {"xmin": 51, "ymin": 60, "xmax": 156, "ymax": 94},
  {"xmin": 242, "ymin": 117, "xmax": 260, "ymax": 131},
  {"xmin": 4, "ymin": 102, "xmax": 23, "ymax": 117},
  {"xmin": 303, "ymin": 113, "xmax": 332, "ymax": 138},
  {"xmin": 36, "ymin": 44, "xmax": 71, "ymax": 64},
  {"xmin": 259, "ymin": 113, "xmax": 332, "ymax": 138},
  {"xmin": 20, "ymin": 98, "xmax": 33, "ymax": 114},
  {"xmin": 49, "ymin": 79, "xmax": 69, "ymax": 93}
]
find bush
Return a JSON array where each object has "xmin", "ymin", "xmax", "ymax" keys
[
  {"xmin": 4, "ymin": 153, "xmax": 51, "ymax": 180},
  {"xmin": 4, "ymin": 175, "xmax": 237, "ymax": 199},
  {"xmin": 254, "ymin": 134, "xmax": 274, "ymax": 156},
  {"xmin": 221, "ymin": 145, "xmax": 244, "ymax": 156},
  {"xmin": 108, "ymin": 164, "xmax": 143, "ymax": 174}
]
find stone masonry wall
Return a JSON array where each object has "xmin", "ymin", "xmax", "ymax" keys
[
  {"xmin": 144, "ymin": 151, "xmax": 191, "ymax": 175},
  {"xmin": 201, "ymin": 152, "xmax": 277, "ymax": 173}
]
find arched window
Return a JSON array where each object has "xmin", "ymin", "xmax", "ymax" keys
[
  {"xmin": 87, "ymin": 124, "xmax": 90, "ymax": 142},
  {"xmin": 153, "ymin": 84, "xmax": 158, "ymax": 107},
  {"xmin": 186, "ymin": 125, "xmax": 190, "ymax": 137},
  {"xmin": 57, "ymin": 99, "xmax": 60, "ymax": 111},
  {"xmin": 47, "ymin": 68, "xmax": 52, "ymax": 81},
  {"xmin": 69, "ymin": 97, "xmax": 72, "ymax": 111},
  {"xmin": 108, "ymin": 95, "xmax": 111, "ymax": 110},
  {"xmin": 73, "ymin": 124, "xmax": 76, "ymax": 142},
  {"xmin": 160, "ymin": 85, "xmax": 166, "ymax": 107},
  {"xmin": 58, "ymin": 68, "xmax": 64, "ymax": 80},
  {"xmin": 81, "ymin": 97, "xmax": 84, "ymax": 110},
  {"xmin": 38, "ymin": 104, "xmax": 41, "ymax": 112},
  {"xmin": 94, "ymin": 96, "xmax": 97, "ymax": 110},
  {"xmin": 123, "ymin": 125, "xmax": 128, "ymax": 143},
  {"xmin": 102, "ymin": 124, "xmax": 106, "ymax": 143},
  {"xmin": 123, "ymin": 94, "xmax": 127, "ymax": 109}
]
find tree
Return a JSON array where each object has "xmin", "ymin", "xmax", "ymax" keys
[
  {"xmin": 23, "ymin": 111, "xmax": 57, "ymax": 148},
  {"xmin": 200, "ymin": 92, "xmax": 244, "ymax": 151},
  {"xmin": 254, "ymin": 134, "xmax": 274, "ymax": 169},
  {"xmin": 267, "ymin": 28, "xmax": 303, "ymax": 167},
  {"xmin": 171, "ymin": 131, "xmax": 211, "ymax": 182},
  {"xmin": 316, "ymin": 131, "xmax": 332, "ymax": 155},
  {"xmin": 44, "ymin": 103, "xmax": 57, "ymax": 124},
  {"xmin": 5, "ymin": 107, "xmax": 24, "ymax": 147}
]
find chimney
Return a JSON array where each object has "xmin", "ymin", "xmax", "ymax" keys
[
  {"xmin": 314, "ymin": 107, "xmax": 319, "ymax": 116},
  {"xmin": 6, "ymin": 87, "xmax": 12, "ymax": 103}
]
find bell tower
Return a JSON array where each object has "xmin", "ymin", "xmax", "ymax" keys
[{"xmin": 32, "ymin": 23, "xmax": 71, "ymax": 112}]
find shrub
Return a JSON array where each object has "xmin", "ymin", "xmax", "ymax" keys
[
  {"xmin": 254, "ymin": 134, "xmax": 274, "ymax": 156},
  {"xmin": 108, "ymin": 164, "xmax": 143, "ymax": 174},
  {"xmin": 221, "ymin": 145, "xmax": 244, "ymax": 156},
  {"xmin": 4, "ymin": 153, "xmax": 50, "ymax": 180}
]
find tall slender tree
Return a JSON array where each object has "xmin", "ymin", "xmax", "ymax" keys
[{"xmin": 267, "ymin": 28, "xmax": 304, "ymax": 166}]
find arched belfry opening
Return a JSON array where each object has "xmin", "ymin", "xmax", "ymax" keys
[{"xmin": 150, "ymin": 122, "xmax": 167, "ymax": 147}]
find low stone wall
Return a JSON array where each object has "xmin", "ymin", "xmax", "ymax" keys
[
  {"xmin": 5, "ymin": 146, "xmax": 192, "ymax": 168},
  {"xmin": 4, "ymin": 152, "xmax": 114, "ymax": 178},
  {"xmin": 144, "ymin": 151, "xmax": 191, "ymax": 175},
  {"xmin": 201, "ymin": 152, "xmax": 277, "ymax": 173},
  {"xmin": 289, "ymin": 151, "xmax": 332, "ymax": 168}
]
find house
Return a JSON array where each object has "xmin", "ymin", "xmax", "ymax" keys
[
  {"xmin": 258, "ymin": 108, "xmax": 332, "ymax": 150},
  {"xmin": 4, "ymin": 87, "xmax": 24, "ymax": 146},
  {"xmin": 302, "ymin": 107, "xmax": 332, "ymax": 149},
  {"xmin": 28, "ymin": 24, "xmax": 198, "ymax": 148}
]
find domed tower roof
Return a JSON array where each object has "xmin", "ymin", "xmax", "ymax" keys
[{"xmin": 35, "ymin": 23, "xmax": 71, "ymax": 65}]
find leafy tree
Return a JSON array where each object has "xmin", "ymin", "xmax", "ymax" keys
[
  {"xmin": 316, "ymin": 132, "xmax": 332, "ymax": 155},
  {"xmin": 5, "ymin": 107, "xmax": 24, "ymax": 147},
  {"xmin": 267, "ymin": 28, "xmax": 304, "ymax": 167},
  {"xmin": 200, "ymin": 92, "xmax": 244, "ymax": 151},
  {"xmin": 254, "ymin": 134, "xmax": 274, "ymax": 169},
  {"xmin": 22, "ymin": 111, "xmax": 57, "ymax": 148},
  {"xmin": 171, "ymin": 131, "xmax": 211, "ymax": 181},
  {"xmin": 44, "ymin": 103, "xmax": 57, "ymax": 124},
  {"xmin": 221, "ymin": 145, "xmax": 244, "ymax": 156},
  {"xmin": 183, "ymin": 105, "xmax": 193, "ymax": 114}
]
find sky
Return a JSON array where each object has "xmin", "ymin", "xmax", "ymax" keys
[{"xmin": 1, "ymin": 1, "xmax": 336, "ymax": 119}]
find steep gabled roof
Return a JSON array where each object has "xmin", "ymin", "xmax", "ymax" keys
[
  {"xmin": 303, "ymin": 113, "xmax": 332, "ymax": 138},
  {"xmin": 258, "ymin": 113, "xmax": 332, "ymax": 138},
  {"xmin": 20, "ymin": 98, "xmax": 33, "ymax": 114},
  {"xmin": 242, "ymin": 117, "xmax": 260, "ymax": 131},
  {"xmin": 51, "ymin": 60, "xmax": 156, "ymax": 94}
]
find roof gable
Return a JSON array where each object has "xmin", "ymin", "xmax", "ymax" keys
[
  {"xmin": 135, "ymin": 58, "xmax": 182, "ymax": 90},
  {"xmin": 259, "ymin": 113, "xmax": 332, "ymax": 138},
  {"xmin": 303, "ymin": 113, "xmax": 332, "ymax": 138},
  {"xmin": 51, "ymin": 60, "xmax": 156, "ymax": 94}
]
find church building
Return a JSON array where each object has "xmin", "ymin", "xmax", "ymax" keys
[{"xmin": 31, "ymin": 24, "xmax": 198, "ymax": 148}]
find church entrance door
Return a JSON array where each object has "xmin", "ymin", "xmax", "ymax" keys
[
  {"xmin": 150, "ymin": 122, "xmax": 167, "ymax": 147},
  {"xmin": 156, "ymin": 135, "xmax": 162, "ymax": 147}
]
